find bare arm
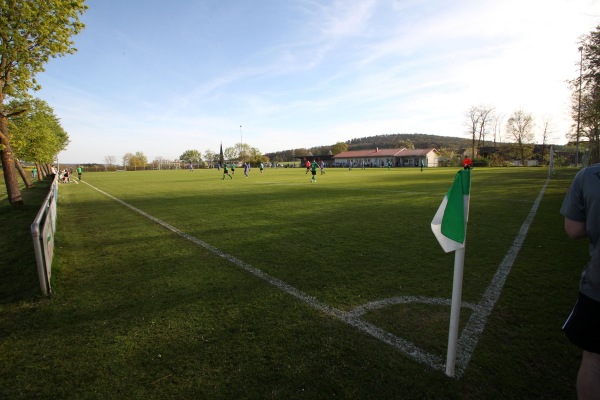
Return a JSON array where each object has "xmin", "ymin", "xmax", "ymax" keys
[{"xmin": 564, "ymin": 218, "xmax": 587, "ymax": 240}]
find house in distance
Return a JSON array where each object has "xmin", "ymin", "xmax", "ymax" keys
[{"xmin": 333, "ymin": 148, "xmax": 440, "ymax": 168}]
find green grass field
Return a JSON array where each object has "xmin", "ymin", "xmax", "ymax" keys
[{"xmin": 0, "ymin": 166, "xmax": 588, "ymax": 399}]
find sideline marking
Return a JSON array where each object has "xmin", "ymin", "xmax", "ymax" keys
[
  {"xmin": 452, "ymin": 175, "xmax": 551, "ymax": 377},
  {"xmin": 81, "ymin": 177, "xmax": 549, "ymax": 377}
]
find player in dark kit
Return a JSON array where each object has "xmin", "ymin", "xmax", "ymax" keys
[
  {"xmin": 222, "ymin": 164, "xmax": 232, "ymax": 180},
  {"xmin": 310, "ymin": 160, "xmax": 318, "ymax": 182}
]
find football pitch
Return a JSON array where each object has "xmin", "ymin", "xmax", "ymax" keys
[{"xmin": 0, "ymin": 166, "xmax": 587, "ymax": 398}]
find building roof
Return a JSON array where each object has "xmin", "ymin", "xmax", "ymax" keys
[
  {"xmin": 398, "ymin": 148, "xmax": 439, "ymax": 156},
  {"xmin": 334, "ymin": 148, "xmax": 405, "ymax": 158},
  {"xmin": 333, "ymin": 148, "xmax": 437, "ymax": 158},
  {"xmin": 293, "ymin": 154, "xmax": 335, "ymax": 161}
]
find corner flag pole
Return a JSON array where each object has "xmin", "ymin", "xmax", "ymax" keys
[
  {"xmin": 430, "ymin": 169, "xmax": 471, "ymax": 377},
  {"xmin": 445, "ymin": 246, "xmax": 465, "ymax": 377}
]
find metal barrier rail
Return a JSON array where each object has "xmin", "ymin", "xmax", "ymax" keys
[{"xmin": 30, "ymin": 174, "xmax": 59, "ymax": 296}]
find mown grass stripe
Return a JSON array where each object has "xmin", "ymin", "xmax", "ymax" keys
[
  {"xmin": 82, "ymin": 172, "xmax": 549, "ymax": 378},
  {"xmin": 82, "ymin": 180, "xmax": 446, "ymax": 372},
  {"xmin": 455, "ymin": 175, "xmax": 550, "ymax": 377}
]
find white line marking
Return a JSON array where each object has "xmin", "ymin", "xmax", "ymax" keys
[
  {"xmin": 451, "ymin": 176, "xmax": 550, "ymax": 377},
  {"xmin": 80, "ymin": 176, "xmax": 549, "ymax": 378},
  {"xmin": 348, "ymin": 296, "xmax": 479, "ymax": 318}
]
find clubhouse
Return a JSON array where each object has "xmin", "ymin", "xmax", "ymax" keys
[{"xmin": 332, "ymin": 148, "xmax": 440, "ymax": 168}]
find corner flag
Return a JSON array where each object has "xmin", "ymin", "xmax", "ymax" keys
[
  {"xmin": 430, "ymin": 169, "xmax": 472, "ymax": 377},
  {"xmin": 431, "ymin": 169, "xmax": 471, "ymax": 253}
]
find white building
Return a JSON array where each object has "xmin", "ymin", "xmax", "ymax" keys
[{"xmin": 333, "ymin": 148, "xmax": 440, "ymax": 167}]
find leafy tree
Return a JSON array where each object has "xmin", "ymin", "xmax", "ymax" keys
[
  {"xmin": 309, "ymin": 145, "xmax": 331, "ymax": 155},
  {"xmin": 246, "ymin": 146, "xmax": 263, "ymax": 165},
  {"xmin": 122, "ymin": 152, "xmax": 147, "ymax": 169},
  {"xmin": 392, "ymin": 138, "xmax": 415, "ymax": 149},
  {"xmin": 223, "ymin": 143, "xmax": 265, "ymax": 165},
  {"xmin": 0, "ymin": 0, "xmax": 87, "ymax": 205},
  {"xmin": 501, "ymin": 143, "xmax": 532, "ymax": 164},
  {"xmin": 203, "ymin": 149, "xmax": 216, "ymax": 167},
  {"xmin": 9, "ymin": 98, "xmax": 69, "ymax": 182},
  {"xmin": 293, "ymin": 148, "xmax": 310, "ymax": 157},
  {"xmin": 237, "ymin": 143, "xmax": 252, "ymax": 162},
  {"xmin": 180, "ymin": 149, "xmax": 202, "ymax": 166},
  {"xmin": 506, "ymin": 109, "xmax": 535, "ymax": 166},
  {"xmin": 570, "ymin": 24, "xmax": 600, "ymax": 164},
  {"xmin": 331, "ymin": 141, "xmax": 348, "ymax": 155},
  {"xmin": 122, "ymin": 152, "xmax": 133, "ymax": 167},
  {"xmin": 224, "ymin": 146, "xmax": 238, "ymax": 162},
  {"xmin": 131, "ymin": 152, "xmax": 147, "ymax": 169}
]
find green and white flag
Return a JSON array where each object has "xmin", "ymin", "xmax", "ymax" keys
[{"xmin": 431, "ymin": 169, "xmax": 471, "ymax": 253}]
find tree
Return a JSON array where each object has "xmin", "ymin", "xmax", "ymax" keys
[
  {"xmin": 393, "ymin": 138, "xmax": 415, "ymax": 149},
  {"xmin": 477, "ymin": 106, "xmax": 494, "ymax": 149},
  {"xmin": 506, "ymin": 109, "xmax": 535, "ymax": 166},
  {"xmin": 331, "ymin": 142, "xmax": 348, "ymax": 155},
  {"xmin": 128, "ymin": 151, "xmax": 147, "ymax": 169},
  {"xmin": 223, "ymin": 143, "xmax": 264, "ymax": 165},
  {"xmin": 465, "ymin": 105, "xmax": 494, "ymax": 157},
  {"xmin": 123, "ymin": 152, "xmax": 147, "ymax": 169},
  {"xmin": 204, "ymin": 149, "xmax": 216, "ymax": 167},
  {"xmin": 492, "ymin": 113, "xmax": 504, "ymax": 145},
  {"xmin": 9, "ymin": 98, "xmax": 69, "ymax": 178},
  {"xmin": 180, "ymin": 149, "xmax": 202, "ymax": 167},
  {"xmin": 571, "ymin": 25, "xmax": 600, "ymax": 164},
  {"xmin": 0, "ymin": 0, "xmax": 87, "ymax": 205},
  {"xmin": 152, "ymin": 156, "xmax": 165, "ymax": 170},
  {"xmin": 224, "ymin": 146, "xmax": 238, "ymax": 162},
  {"xmin": 122, "ymin": 152, "xmax": 133, "ymax": 167},
  {"xmin": 104, "ymin": 155, "xmax": 116, "ymax": 170},
  {"xmin": 237, "ymin": 142, "xmax": 252, "ymax": 162},
  {"xmin": 466, "ymin": 106, "xmax": 480, "ymax": 157},
  {"xmin": 539, "ymin": 116, "xmax": 553, "ymax": 164}
]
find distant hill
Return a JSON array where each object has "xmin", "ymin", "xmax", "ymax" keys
[
  {"xmin": 345, "ymin": 133, "xmax": 472, "ymax": 151},
  {"xmin": 265, "ymin": 133, "xmax": 473, "ymax": 162}
]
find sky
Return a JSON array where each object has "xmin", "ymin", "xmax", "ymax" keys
[{"xmin": 34, "ymin": 0, "xmax": 600, "ymax": 164}]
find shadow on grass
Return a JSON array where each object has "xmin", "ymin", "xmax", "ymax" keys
[{"xmin": 0, "ymin": 179, "xmax": 53, "ymax": 304}]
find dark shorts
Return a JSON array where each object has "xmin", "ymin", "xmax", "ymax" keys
[
  {"xmin": 311, "ymin": 171, "xmax": 316, "ymax": 176},
  {"xmin": 563, "ymin": 292, "xmax": 600, "ymax": 354}
]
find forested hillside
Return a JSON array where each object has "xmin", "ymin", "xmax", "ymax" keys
[
  {"xmin": 346, "ymin": 133, "xmax": 472, "ymax": 151},
  {"xmin": 265, "ymin": 133, "xmax": 472, "ymax": 162}
]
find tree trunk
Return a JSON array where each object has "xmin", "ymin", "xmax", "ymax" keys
[
  {"xmin": 519, "ymin": 141, "xmax": 526, "ymax": 166},
  {"xmin": 0, "ymin": 117, "xmax": 24, "ymax": 205},
  {"xmin": 35, "ymin": 162, "xmax": 43, "ymax": 181},
  {"xmin": 0, "ymin": 146, "xmax": 24, "ymax": 205},
  {"xmin": 38, "ymin": 162, "xmax": 46, "ymax": 179},
  {"xmin": 14, "ymin": 159, "xmax": 34, "ymax": 188},
  {"xmin": 591, "ymin": 127, "xmax": 600, "ymax": 165}
]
